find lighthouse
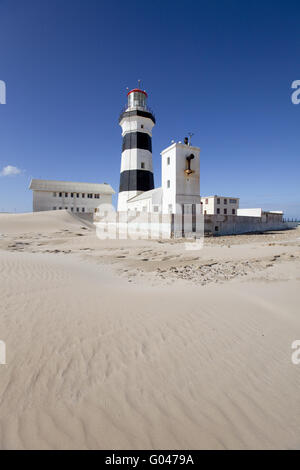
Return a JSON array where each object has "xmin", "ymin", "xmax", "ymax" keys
[{"xmin": 117, "ymin": 86, "xmax": 155, "ymax": 212}]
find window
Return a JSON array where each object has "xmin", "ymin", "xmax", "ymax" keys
[
  {"xmin": 141, "ymin": 124, "xmax": 144, "ymax": 128},
  {"xmin": 232, "ymin": 209, "xmax": 236, "ymax": 215},
  {"xmin": 82, "ymin": 208, "xmax": 85, "ymax": 212},
  {"xmin": 59, "ymin": 207, "xmax": 62, "ymax": 210},
  {"xmin": 70, "ymin": 193, "xmax": 74, "ymax": 198},
  {"xmin": 141, "ymin": 162, "xmax": 145, "ymax": 169},
  {"xmin": 217, "ymin": 208, "xmax": 220, "ymax": 214},
  {"xmin": 167, "ymin": 180, "xmax": 170, "ymax": 188},
  {"xmin": 215, "ymin": 226, "xmax": 219, "ymax": 232},
  {"xmin": 71, "ymin": 207, "xmax": 74, "ymax": 212},
  {"xmin": 224, "ymin": 199, "xmax": 227, "ymax": 204},
  {"xmin": 65, "ymin": 193, "xmax": 68, "ymax": 197},
  {"xmin": 59, "ymin": 192, "xmax": 62, "ymax": 197},
  {"xmin": 230, "ymin": 199, "xmax": 237, "ymax": 204},
  {"xmin": 153, "ymin": 206, "xmax": 159, "ymax": 212},
  {"xmin": 224, "ymin": 208, "xmax": 227, "ymax": 215},
  {"xmin": 205, "ymin": 198, "xmax": 208, "ymax": 204},
  {"xmin": 94, "ymin": 194, "xmax": 100, "ymax": 199},
  {"xmin": 88, "ymin": 194, "xmax": 93, "ymax": 198},
  {"xmin": 53, "ymin": 207, "xmax": 56, "ymax": 210},
  {"xmin": 65, "ymin": 207, "xmax": 68, "ymax": 210},
  {"xmin": 53, "ymin": 192, "xmax": 56, "ymax": 197},
  {"xmin": 82, "ymin": 193, "xmax": 85, "ymax": 198},
  {"xmin": 217, "ymin": 198, "xmax": 220, "ymax": 204},
  {"xmin": 204, "ymin": 210, "xmax": 207, "ymax": 215},
  {"xmin": 77, "ymin": 193, "xmax": 80, "ymax": 198},
  {"xmin": 76, "ymin": 208, "xmax": 79, "ymax": 212},
  {"xmin": 167, "ymin": 157, "xmax": 170, "ymax": 165}
]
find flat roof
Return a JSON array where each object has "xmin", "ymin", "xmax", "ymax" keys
[
  {"xmin": 29, "ymin": 179, "xmax": 115, "ymax": 194},
  {"xmin": 127, "ymin": 187, "xmax": 162, "ymax": 203},
  {"xmin": 161, "ymin": 142, "xmax": 200, "ymax": 154},
  {"xmin": 201, "ymin": 195, "xmax": 240, "ymax": 199}
]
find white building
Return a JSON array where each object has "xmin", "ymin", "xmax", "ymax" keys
[
  {"xmin": 29, "ymin": 179, "xmax": 115, "ymax": 214},
  {"xmin": 201, "ymin": 195, "xmax": 239, "ymax": 216},
  {"xmin": 237, "ymin": 208, "xmax": 283, "ymax": 217},
  {"xmin": 125, "ymin": 141, "xmax": 201, "ymax": 215}
]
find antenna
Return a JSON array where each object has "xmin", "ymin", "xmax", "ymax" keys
[
  {"xmin": 188, "ymin": 132, "xmax": 194, "ymax": 145},
  {"xmin": 138, "ymin": 79, "xmax": 141, "ymax": 89}
]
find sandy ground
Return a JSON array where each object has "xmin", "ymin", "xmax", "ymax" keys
[{"xmin": 0, "ymin": 210, "xmax": 299, "ymax": 449}]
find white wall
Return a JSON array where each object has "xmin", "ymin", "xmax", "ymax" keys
[
  {"xmin": 127, "ymin": 196, "xmax": 153, "ymax": 213},
  {"xmin": 33, "ymin": 191, "xmax": 113, "ymax": 213},
  {"xmin": 120, "ymin": 115, "xmax": 154, "ymax": 137},
  {"xmin": 237, "ymin": 208, "xmax": 262, "ymax": 217},
  {"xmin": 201, "ymin": 196, "xmax": 239, "ymax": 215},
  {"xmin": 120, "ymin": 149, "xmax": 153, "ymax": 172},
  {"xmin": 127, "ymin": 189, "xmax": 163, "ymax": 213},
  {"xmin": 161, "ymin": 142, "xmax": 200, "ymax": 214}
]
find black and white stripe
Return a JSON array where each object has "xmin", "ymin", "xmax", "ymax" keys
[
  {"xmin": 117, "ymin": 105, "xmax": 155, "ymax": 211},
  {"xmin": 122, "ymin": 132, "xmax": 152, "ymax": 153}
]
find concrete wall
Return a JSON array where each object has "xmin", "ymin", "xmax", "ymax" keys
[
  {"xmin": 94, "ymin": 209, "xmax": 291, "ymax": 239},
  {"xmin": 94, "ymin": 210, "xmax": 173, "ymax": 240},
  {"xmin": 204, "ymin": 213, "xmax": 286, "ymax": 236},
  {"xmin": 33, "ymin": 190, "xmax": 113, "ymax": 214}
]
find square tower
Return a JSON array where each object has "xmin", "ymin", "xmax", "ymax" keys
[{"xmin": 161, "ymin": 141, "xmax": 201, "ymax": 214}]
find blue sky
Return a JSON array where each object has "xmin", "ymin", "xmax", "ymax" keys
[{"xmin": 0, "ymin": 0, "xmax": 299, "ymax": 217}]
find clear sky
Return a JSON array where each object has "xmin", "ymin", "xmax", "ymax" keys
[{"xmin": 0, "ymin": 0, "xmax": 299, "ymax": 217}]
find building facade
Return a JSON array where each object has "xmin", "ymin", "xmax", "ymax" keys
[
  {"xmin": 201, "ymin": 195, "xmax": 239, "ymax": 215},
  {"xmin": 125, "ymin": 140, "xmax": 201, "ymax": 216},
  {"xmin": 29, "ymin": 179, "xmax": 115, "ymax": 213}
]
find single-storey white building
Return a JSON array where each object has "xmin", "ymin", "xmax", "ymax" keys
[
  {"xmin": 237, "ymin": 208, "xmax": 283, "ymax": 217},
  {"xmin": 29, "ymin": 179, "xmax": 115, "ymax": 214}
]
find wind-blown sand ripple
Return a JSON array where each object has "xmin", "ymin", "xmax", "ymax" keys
[{"xmin": 0, "ymin": 212, "xmax": 299, "ymax": 449}]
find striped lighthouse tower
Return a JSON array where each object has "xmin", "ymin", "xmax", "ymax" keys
[{"xmin": 117, "ymin": 85, "xmax": 155, "ymax": 212}]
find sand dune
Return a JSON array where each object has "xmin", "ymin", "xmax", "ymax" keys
[
  {"xmin": 0, "ymin": 210, "xmax": 92, "ymax": 234},
  {"xmin": 0, "ymin": 211, "xmax": 299, "ymax": 449}
]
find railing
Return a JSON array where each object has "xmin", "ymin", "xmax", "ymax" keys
[
  {"xmin": 119, "ymin": 105, "xmax": 156, "ymax": 123},
  {"xmin": 283, "ymin": 218, "xmax": 300, "ymax": 223}
]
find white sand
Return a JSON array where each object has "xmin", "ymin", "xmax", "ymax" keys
[{"xmin": 0, "ymin": 211, "xmax": 299, "ymax": 449}]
